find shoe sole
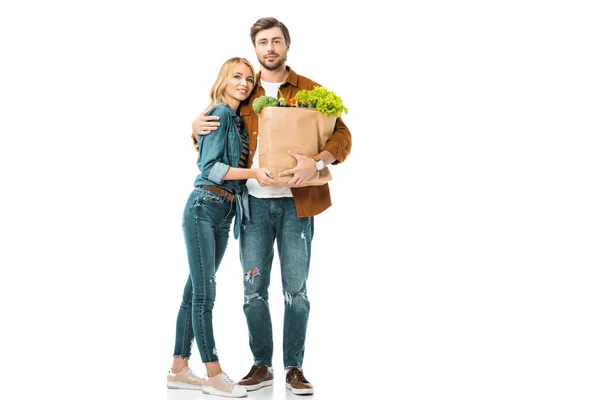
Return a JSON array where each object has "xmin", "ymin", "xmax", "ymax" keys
[
  {"xmin": 285, "ymin": 383, "xmax": 314, "ymax": 395},
  {"xmin": 240, "ymin": 379, "xmax": 274, "ymax": 391},
  {"xmin": 166, "ymin": 381, "xmax": 204, "ymax": 390},
  {"xmin": 202, "ymin": 385, "xmax": 247, "ymax": 398}
]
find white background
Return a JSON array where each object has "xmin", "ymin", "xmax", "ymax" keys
[{"xmin": 1, "ymin": 1, "xmax": 599, "ymax": 399}]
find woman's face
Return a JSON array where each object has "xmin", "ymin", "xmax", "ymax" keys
[{"xmin": 224, "ymin": 63, "xmax": 255, "ymax": 104}]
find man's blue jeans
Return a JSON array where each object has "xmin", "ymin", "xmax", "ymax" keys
[
  {"xmin": 172, "ymin": 187, "xmax": 235, "ymax": 363},
  {"xmin": 240, "ymin": 195, "xmax": 313, "ymax": 369}
]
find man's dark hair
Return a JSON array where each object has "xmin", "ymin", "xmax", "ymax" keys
[{"xmin": 250, "ymin": 17, "xmax": 291, "ymax": 46}]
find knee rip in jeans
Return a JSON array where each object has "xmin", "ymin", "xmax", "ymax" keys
[
  {"xmin": 245, "ymin": 292, "xmax": 268, "ymax": 305},
  {"xmin": 284, "ymin": 291, "xmax": 307, "ymax": 306},
  {"xmin": 244, "ymin": 268, "xmax": 260, "ymax": 284}
]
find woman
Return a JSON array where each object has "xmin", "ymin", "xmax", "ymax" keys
[{"xmin": 166, "ymin": 57, "xmax": 274, "ymax": 397}]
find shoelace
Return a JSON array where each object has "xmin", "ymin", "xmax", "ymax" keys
[
  {"xmin": 187, "ymin": 369, "xmax": 201, "ymax": 380},
  {"xmin": 288, "ymin": 368, "xmax": 309, "ymax": 383},
  {"xmin": 220, "ymin": 373, "xmax": 235, "ymax": 386}
]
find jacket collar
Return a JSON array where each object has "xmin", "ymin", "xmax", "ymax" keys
[{"xmin": 256, "ymin": 66, "xmax": 298, "ymax": 88}]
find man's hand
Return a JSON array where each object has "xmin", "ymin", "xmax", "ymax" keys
[
  {"xmin": 278, "ymin": 151, "xmax": 317, "ymax": 186},
  {"xmin": 255, "ymin": 168, "xmax": 278, "ymax": 187},
  {"xmin": 192, "ymin": 109, "xmax": 220, "ymax": 136}
]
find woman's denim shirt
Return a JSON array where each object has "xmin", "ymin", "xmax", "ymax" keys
[
  {"xmin": 193, "ymin": 103, "xmax": 246, "ymax": 191},
  {"xmin": 193, "ymin": 103, "xmax": 250, "ymax": 237}
]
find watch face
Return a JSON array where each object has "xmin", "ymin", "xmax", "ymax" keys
[{"xmin": 316, "ymin": 160, "xmax": 325, "ymax": 171}]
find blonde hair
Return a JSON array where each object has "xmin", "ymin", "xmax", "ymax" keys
[
  {"xmin": 193, "ymin": 57, "xmax": 255, "ymax": 151},
  {"xmin": 206, "ymin": 57, "xmax": 255, "ymax": 110}
]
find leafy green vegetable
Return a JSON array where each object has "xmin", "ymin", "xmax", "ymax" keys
[
  {"xmin": 294, "ymin": 86, "xmax": 348, "ymax": 117},
  {"xmin": 252, "ymin": 96, "xmax": 279, "ymax": 113},
  {"xmin": 251, "ymin": 86, "xmax": 348, "ymax": 117}
]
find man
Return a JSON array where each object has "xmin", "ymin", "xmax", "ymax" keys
[{"xmin": 192, "ymin": 17, "xmax": 352, "ymax": 395}]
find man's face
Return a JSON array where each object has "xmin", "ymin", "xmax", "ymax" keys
[{"xmin": 254, "ymin": 27, "xmax": 289, "ymax": 71}]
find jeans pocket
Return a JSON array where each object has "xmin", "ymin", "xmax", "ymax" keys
[{"xmin": 182, "ymin": 197, "xmax": 199, "ymax": 228}]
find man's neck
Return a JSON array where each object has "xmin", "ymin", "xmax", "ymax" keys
[{"xmin": 260, "ymin": 65, "xmax": 288, "ymax": 83}]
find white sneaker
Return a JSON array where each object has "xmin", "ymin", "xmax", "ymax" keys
[
  {"xmin": 203, "ymin": 372, "xmax": 247, "ymax": 398},
  {"xmin": 167, "ymin": 367, "xmax": 206, "ymax": 390}
]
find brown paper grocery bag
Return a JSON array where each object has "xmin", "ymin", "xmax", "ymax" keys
[{"xmin": 258, "ymin": 107, "xmax": 336, "ymax": 187}]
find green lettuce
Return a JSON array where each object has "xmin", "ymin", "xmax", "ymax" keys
[{"xmin": 294, "ymin": 86, "xmax": 348, "ymax": 117}]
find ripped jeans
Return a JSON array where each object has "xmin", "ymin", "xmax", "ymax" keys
[{"xmin": 239, "ymin": 195, "xmax": 313, "ymax": 369}]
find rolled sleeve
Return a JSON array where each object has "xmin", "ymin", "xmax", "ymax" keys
[
  {"xmin": 208, "ymin": 162, "xmax": 230, "ymax": 184},
  {"xmin": 323, "ymin": 140, "xmax": 350, "ymax": 164},
  {"xmin": 323, "ymin": 116, "xmax": 352, "ymax": 164}
]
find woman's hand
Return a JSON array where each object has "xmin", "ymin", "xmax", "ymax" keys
[{"xmin": 254, "ymin": 167, "xmax": 278, "ymax": 186}]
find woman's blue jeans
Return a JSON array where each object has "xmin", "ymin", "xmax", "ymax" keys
[
  {"xmin": 240, "ymin": 196, "xmax": 313, "ymax": 369},
  {"xmin": 172, "ymin": 187, "xmax": 235, "ymax": 363}
]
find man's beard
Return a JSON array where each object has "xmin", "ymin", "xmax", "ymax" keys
[{"xmin": 259, "ymin": 54, "xmax": 287, "ymax": 71}]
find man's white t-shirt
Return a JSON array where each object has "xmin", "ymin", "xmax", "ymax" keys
[{"xmin": 246, "ymin": 80, "xmax": 293, "ymax": 198}]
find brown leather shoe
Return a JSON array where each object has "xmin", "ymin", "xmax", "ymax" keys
[
  {"xmin": 285, "ymin": 367, "xmax": 314, "ymax": 395},
  {"xmin": 237, "ymin": 365, "xmax": 274, "ymax": 391}
]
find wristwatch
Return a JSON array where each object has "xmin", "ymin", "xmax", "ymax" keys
[{"xmin": 312, "ymin": 155, "xmax": 325, "ymax": 171}]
